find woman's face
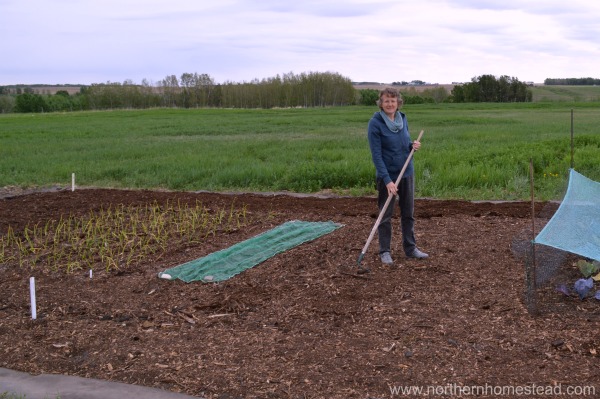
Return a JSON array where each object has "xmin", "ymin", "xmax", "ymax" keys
[{"xmin": 380, "ymin": 94, "xmax": 398, "ymax": 117}]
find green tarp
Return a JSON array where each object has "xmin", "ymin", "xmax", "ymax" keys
[{"xmin": 158, "ymin": 220, "xmax": 343, "ymax": 283}]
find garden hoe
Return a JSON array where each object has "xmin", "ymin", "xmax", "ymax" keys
[{"xmin": 356, "ymin": 129, "xmax": 424, "ymax": 274}]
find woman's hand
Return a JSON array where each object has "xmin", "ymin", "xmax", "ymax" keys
[
  {"xmin": 386, "ymin": 181, "xmax": 397, "ymax": 196},
  {"xmin": 413, "ymin": 140, "xmax": 422, "ymax": 151}
]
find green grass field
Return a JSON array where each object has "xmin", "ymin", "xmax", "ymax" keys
[
  {"xmin": 530, "ymin": 85, "xmax": 600, "ymax": 102},
  {"xmin": 1, "ymin": 102, "xmax": 598, "ymax": 200}
]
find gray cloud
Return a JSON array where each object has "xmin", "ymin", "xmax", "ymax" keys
[{"xmin": 1, "ymin": 0, "xmax": 599, "ymax": 84}]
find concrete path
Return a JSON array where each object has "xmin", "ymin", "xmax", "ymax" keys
[{"xmin": 0, "ymin": 368, "xmax": 202, "ymax": 399}]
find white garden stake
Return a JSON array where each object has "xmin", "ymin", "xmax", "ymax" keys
[
  {"xmin": 30, "ymin": 277, "xmax": 37, "ymax": 320},
  {"xmin": 72, "ymin": 173, "xmax": 75, "ymax": 191}
]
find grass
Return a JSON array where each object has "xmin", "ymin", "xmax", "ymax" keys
[
  {"xmin": 529, "ymin": 85, "xmax": 600, "ymax": 102},
  {"xmin": 0, "ymin": 103, "xmax": 599, "ymax": 201}
]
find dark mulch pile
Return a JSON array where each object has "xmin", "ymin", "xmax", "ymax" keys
[{"xmin": 1, "ymin": 188, "xmax": 598, "ymax": 398}]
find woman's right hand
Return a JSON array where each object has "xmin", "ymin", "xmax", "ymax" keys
[{"xmin": 386, "ymin": 181, "xmax": 397, "ymax": 196}]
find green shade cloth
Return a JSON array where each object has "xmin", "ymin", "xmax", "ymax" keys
[
  {"xmin": 535, "ymin": 169, "xmax": 600, "ymax": 262},
  {"xmin": 158, "ymin": 220, "xmax": 343, "ymax": 283}
]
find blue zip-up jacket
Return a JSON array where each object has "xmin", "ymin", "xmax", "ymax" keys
[{"xmin": 367, "ymin": 111, "xmax": 414, "ymax": 186}]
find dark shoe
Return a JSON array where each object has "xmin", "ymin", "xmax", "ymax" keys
[
  {"xmin": 407, "ymin": 248, "xmax": 429, "ymax": 259},
  {"xmin": 380, "ymin": 252, "xmax": 394, "ymax": 265}
]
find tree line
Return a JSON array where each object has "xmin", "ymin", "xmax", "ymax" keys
[
  {"xmin": 357, "ymin": 86, "xmax": 450, "ymax": 106},
  {"xmin": 0, "ymin": 72, "xmax": 357, "ymax": 113},
  {"xmin": 0, "ymin": 72, "xmax": 539, "ymax": 113},
  {"xmin": 544, "ymin": 77, "xmax": 600, "ymax": 85},
  {"xmin": 451, "ymin": 75, "xmax": 532, "ymax": 103}
]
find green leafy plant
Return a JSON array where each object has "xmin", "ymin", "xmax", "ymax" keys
[
  {"xmin": 0, "ymin": 200, "xmax": 260, "ymax": 274},
  {"xmin": 577, "ymin": 259, "xmax": 600, "ymax": 278}
]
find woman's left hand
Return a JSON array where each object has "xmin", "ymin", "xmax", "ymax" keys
[{"xmin": 413, "ymin": 140, "xmax": 422, "ymax": 151}]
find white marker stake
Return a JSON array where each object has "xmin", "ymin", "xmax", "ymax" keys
[
  {"xmin": 90, "ymin": 269, "xmax": 93, "ymax": 279},
  {"xmin": 72, "ymin": 173, "xmax": 75, "ymax": 191},
  {"xmin": 30, "ymin": 277, "xmax": 37, "ymax": 320}
]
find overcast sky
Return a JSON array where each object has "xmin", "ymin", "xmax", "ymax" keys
[{"xmin": 1, "ymin": 0, "xmax": 599, "ymax": 85}]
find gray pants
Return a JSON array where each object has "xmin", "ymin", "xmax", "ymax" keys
[{"xmin": 377, "ymin": 175, "xmax": 416, "ymax": 256}]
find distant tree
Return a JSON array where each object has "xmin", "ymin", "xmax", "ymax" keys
[
  {"xmin": 46, "ymin": 92, "xmax": 72, "ymax": 111},
  {"xmin": 15, "ymin": 93, "xmax": 47, "ymax": 112},
  {"xmin": 421, "ymin": 86, "xmax": 449, "ymax": 103},
  {"xmin": 496, "ymin": 76, "xmax": 510, "ymax": 102},
  {"xmin": 450, "ymin": 84, "xmax": 465, "ymax": 102},
  {"xmin": 179, "ymin": 72, "xmax": 216, "ymax": 108},
  {"xmin": 478, "ymin": 74, "xmax": 498, "ymax": 101},
  {"xmin": 0, "ymin": 95, "xmax": 15, "ymax": 113},
  {"xmin": 544, "ymin": 77, "xmax": 600, "ymax": 85},
  {"xmin": 158, "ymin": 75, "xmax": 180, "ymax": 107},
  {"xmin": 217, "ymin": 71, "xmax": 355, "ymax": 108},
  {"xmin": 451, "ymin": 75, "xmax": 531, "ymax": 102},
  {"xmin": 358, "ymin": 89, "xmax": 379, "ymax": 106}
]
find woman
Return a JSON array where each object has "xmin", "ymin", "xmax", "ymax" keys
[{"xmin": 367, "ymin": 87, "xmax": 428, "ymax": 266}]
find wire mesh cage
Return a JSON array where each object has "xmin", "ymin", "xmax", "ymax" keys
[{"xmin": 515, "ymin": 170, "xmax": 600, "ymax": 315}]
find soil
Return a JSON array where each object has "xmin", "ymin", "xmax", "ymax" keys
[{"xmin": 1, "ymin": 188, "xmax": 599, "ymax": 399}]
